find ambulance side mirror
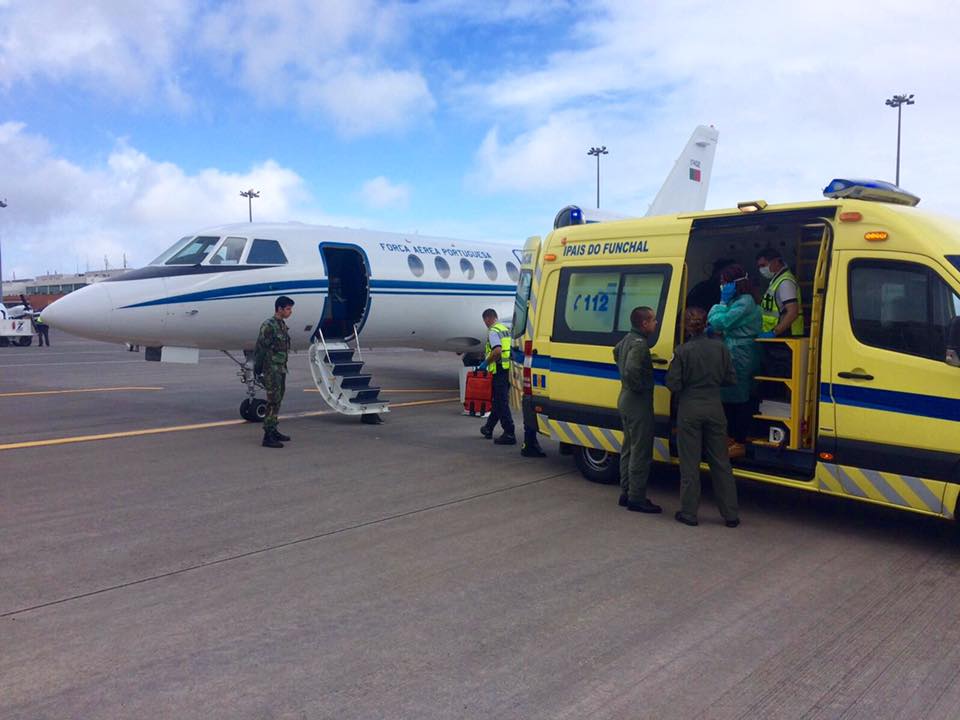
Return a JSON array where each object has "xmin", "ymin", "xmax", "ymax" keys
[{"xmin": 946, "ymin": 317, "xmax": 960, "ymax": 368}]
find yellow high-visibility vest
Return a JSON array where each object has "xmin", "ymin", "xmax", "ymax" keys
[
  {"xmin": 485, "ymin": 322, "xmax": 511, "ymax": 373},
  {"xmin": 760, "ymin": 269, "xmax": 804, "ymax": 335}
]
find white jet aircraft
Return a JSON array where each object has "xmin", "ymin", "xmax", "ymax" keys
[{"xmin": 43, "ymin": 125, "xmax": 718, "ymax": 422}]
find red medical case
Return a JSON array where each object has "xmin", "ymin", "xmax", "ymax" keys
[{"xmin": 464, "ymin": 370, "xmax": 493, "ymax": 416}]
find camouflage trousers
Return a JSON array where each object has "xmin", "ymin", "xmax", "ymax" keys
[{"xmin": 262, "ymin": 368, "xmax": 286, "ymax": 431}]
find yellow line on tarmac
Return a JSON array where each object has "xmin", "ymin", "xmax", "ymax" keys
[
  {"xmin": 0, "ymin": 386, "xmax": 165, "ymax": 399},
  {"xmin": 0, "ymin": 396, "xmax": 460, "ymax": 451}
]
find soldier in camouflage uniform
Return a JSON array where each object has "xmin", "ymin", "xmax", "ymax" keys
[
  {"xmin": 256, "ymin": 296, "xmax": 294, "ymax": 448},
  {"xmin": 614, "ymin": 306, "xmax": 662, "ymax": 514}
]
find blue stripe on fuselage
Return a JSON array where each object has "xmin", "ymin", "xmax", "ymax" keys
[{"xmin": 120, "ymin": 278, "xmax": 516, "ymax": 308}]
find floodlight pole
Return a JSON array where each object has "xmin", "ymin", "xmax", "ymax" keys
[
  {"xmin": 885, "ymin": 94, "xmax": 915, "ymax": 186},
  {"xmin": 588, "ymin": 146, "xmax": 608, "ymax": 208},
  {"xmin": 240, "ymin": 189, "xmax": 260, "ymax": 222}
]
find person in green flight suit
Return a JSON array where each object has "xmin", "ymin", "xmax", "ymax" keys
[
  {"xmin": 666, "ymin": 307, "xmax": 741, "ymax": 527},
  {"xmin": 256, "ymin": 296, "xmax": 295, "ymax": 448},
  {"xmin": 613, "ymin": 306, "xmax": 662, "ymax": 513}
]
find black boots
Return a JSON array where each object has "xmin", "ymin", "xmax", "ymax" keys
[
  {"xmin": 521, "ymin": 443, "xmax": 546, "ymax": 457},
  {"xmin": 262, "ymin": 431, "xmax": 283, "ymax": 448},
  {"xmin": 273, "ymin": 429, "xmax": 291, "ymax": 442},
  {"xmin": 493, "ymin": 433, "xmax": 517, "ymax": 445},
  {"xmin": 627, "ymin": 498, "xmax": 663, "ymax": 514}
]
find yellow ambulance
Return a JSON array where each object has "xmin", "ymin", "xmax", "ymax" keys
[{"xmin": 511, "ymin": 181, "xmax": 960, "ymax": 520}]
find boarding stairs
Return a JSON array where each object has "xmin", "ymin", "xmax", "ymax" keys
[{"xmin": 308, "ymin": 324, "xmax": 390, "ymax": 417}]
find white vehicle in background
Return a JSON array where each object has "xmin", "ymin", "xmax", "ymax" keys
[{"xmin": 0, "ymin": 304, "xmax": 35, "ymax": 346}]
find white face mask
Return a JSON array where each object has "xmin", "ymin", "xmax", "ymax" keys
[{"xmin": 759, "ymin": 265, "xmax": 774, "ymax": 280}]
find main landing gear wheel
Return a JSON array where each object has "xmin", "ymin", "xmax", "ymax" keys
[
  {"xmin": 573, "ymin": 446, "xmax": 621, "ymax": 485},
  {"xmin": 240, "ymin": 398, "xmax": 268, "ymax": 422}
]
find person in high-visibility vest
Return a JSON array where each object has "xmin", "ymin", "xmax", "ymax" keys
[
  {"xmin": 756, "ymin": 248, "xmax": 804, "ymax": 379},
  {"xmin": 479, "ymin": 308, "xmax": 516, "ymax": 445},
  {"xmin": 756, "ymin": 248, "xmax": 804, "ymax": 338}
]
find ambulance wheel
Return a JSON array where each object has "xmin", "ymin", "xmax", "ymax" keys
[
  {"xmin": 0, "ymin": 337, "xmax": 8, "ymax": 347},
  {"xmin": 573, "ymin": 446, "xmax": 620, "ymax": 485},
  {"xmin": 18, "ymin": 336, "xmax": 32, "ymax": 346}
]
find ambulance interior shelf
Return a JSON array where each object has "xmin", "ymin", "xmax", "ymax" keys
[{"xmin": 751, "ymin": 337, "xmax": 809, "ymax": 451}]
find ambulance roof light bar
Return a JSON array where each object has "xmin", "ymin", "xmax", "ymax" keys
[
  {"xmin": 553, "ymin": 205, "xmax": 631, "ymax": 229},
  {"xmin": 823, "ymin": 178, "xmax": 920, "ymax": 207}
]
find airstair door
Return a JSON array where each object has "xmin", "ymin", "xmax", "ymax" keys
[{"xmin": 317, "ymin": 243, "xmax": 370, "ymax": 341}]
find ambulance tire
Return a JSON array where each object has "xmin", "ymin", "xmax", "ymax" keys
[
  {"xmin": 0, "ymin": 337, "xmax": 9, "ymax": 347},
  {"xmin": 18, "ymin": 336, "xmax": 32, "ymax": 346},
  {"xmin": 573, "ymin": 446, "xmax": 620, "ymax": 485}
]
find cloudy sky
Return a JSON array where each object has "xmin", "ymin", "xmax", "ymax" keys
[{"xmin": 1, "ymin": 0, "xmax": 956, "ymax": 280}]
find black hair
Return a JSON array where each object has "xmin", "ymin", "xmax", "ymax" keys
[
  {"xmin": 482, "ymin": 308, "xmax": 498, "ymax": 321},
  {"xmin": 630, "ymin": 306, "xmax": 655, "ymax": 328},
  {"xmin": 275, "ymin": 295, "xmax": 295, "ymax": 311},
  {"xmin": 756, "ymin": 247, "xmax": 782, "ymax": 262}
]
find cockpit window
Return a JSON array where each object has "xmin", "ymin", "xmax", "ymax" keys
[
  {"xmin": 150, "ymin": 236, "xmax": 194, "ymax": 265},
  {"xmin": 209, "ymin": 237, "xmax": 248, "ymax": 265},
  {"xmin": 247, "ymin": 238, "xmax": 288, "ymax": 265},
  {"xmin": 165, "ymin": 236, "xmax": 221, "ymax": 265}
]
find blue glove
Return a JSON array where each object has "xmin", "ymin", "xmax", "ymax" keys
[
  {"xmin": 758, "ymin": 330, "xmax": 776, "ymax": 339},
  {"xmin": 719, "ymin": 282, "xmax": 736, "ymax": 303},
  {"xmin": 705, "ymin": 324, "xmax": 715, "ymax": 338},
  {"xmin": 475, "ymin": 364, "xmax": 485, "ymax": 372}
]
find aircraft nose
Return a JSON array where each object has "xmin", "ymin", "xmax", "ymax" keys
[{"xmin": 43, "ymin": 283, "xmax": 114, "ymax": 340}]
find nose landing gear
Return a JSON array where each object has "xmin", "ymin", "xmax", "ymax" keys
[
  {"xmin": 222, "ymin": 350, "xmax": 268, "ymax": 423},
  {"xmin": 240, "ymin": 397, "xmax": 268, "ymax": 422}
]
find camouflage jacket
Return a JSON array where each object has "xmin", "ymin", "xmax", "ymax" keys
[{"xmin": 256, "ymin": 316, "xmax": 291, "ymax": 373}]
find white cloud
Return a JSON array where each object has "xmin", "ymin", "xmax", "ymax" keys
[
  {"xmin": 0, "ymin": 122, "xmax": 315, "ymax": 279},
  {"xmin": 0, "ymin": 0, "xmax": 193, "ymax": 107},
  {"xmin": 359, "ymin": 176, "xmax": 411, "ymax": 210},
  {"xmin": 464, "ymin": 1, "xmax": 960, "ymax": 216},
  {"xmin": 0, "ymin": 0, "xmax": 434, "ymax": 134},
  {"xmin": 198, "ymin": 0, "xmax": 435, "ymax": 135}
]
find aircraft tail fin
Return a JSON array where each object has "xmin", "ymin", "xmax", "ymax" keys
[{"xmin": 645, "ymin": 125, "xmax": 719, "ymax": 217}]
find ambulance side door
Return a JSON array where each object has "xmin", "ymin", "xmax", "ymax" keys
[{"xmin": 826, "ymin": 251, "xmax": 960, "ymax": 515}]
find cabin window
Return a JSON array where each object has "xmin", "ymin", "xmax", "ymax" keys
[
  {"xmin": 408, "ymin": 254, "xmax": 425, "ymax": 277},
  {"xmin": 247, "ymin": 239, "xmax": 288, "ymax": 265},
  {"xmin": 483, "ymin": 260, "xmax": 498, "ymax": 281},
  {"xmin": 435, "ymin": 256, "xmax": 451, "ymax": 278},
  {"xmin": 553, "ymin": 265, "xmax": 671, "ymax": 346},
  {"xmin": 209, "ymin": 237, "xmax": 248, "ymax": 265},
  {"xmin": 165, "ymin": 236, "xmax": 220, "ymax": 265},
  {"xmin": 460, "ymin": 259, "xmax": 475, "ymax": 279},
  {"xmin": 849, "ymin": 259, "xmax": 959, "ymax": 361},
  {"xmin": 506, "ymin": 261, "xmax": 520, "ymax": 283}
]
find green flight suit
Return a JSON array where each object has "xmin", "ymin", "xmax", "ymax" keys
[
  {"xmin": 256, "ymin": 316, "xmax": 291, "ymax": 432},
  {"xmin": 614, "ymin": 329, "xmax": 655, "ymax": 502},
  {"xmin": 665, "ymin": 334, "xmax": 740, "ymax": 522}
]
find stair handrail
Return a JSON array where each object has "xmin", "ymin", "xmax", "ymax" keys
[
  {"xmin": 353, "ymin": 323, "xmax": 363, "ymax": 362},
  {"xmin": 315, "ymin": 324, "xmax": 332, "ymax": 365}
]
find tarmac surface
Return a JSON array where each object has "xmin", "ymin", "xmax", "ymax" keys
[{"xmin": 3, "ymin": 331, "xmax": 960, "ymax": 720}]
